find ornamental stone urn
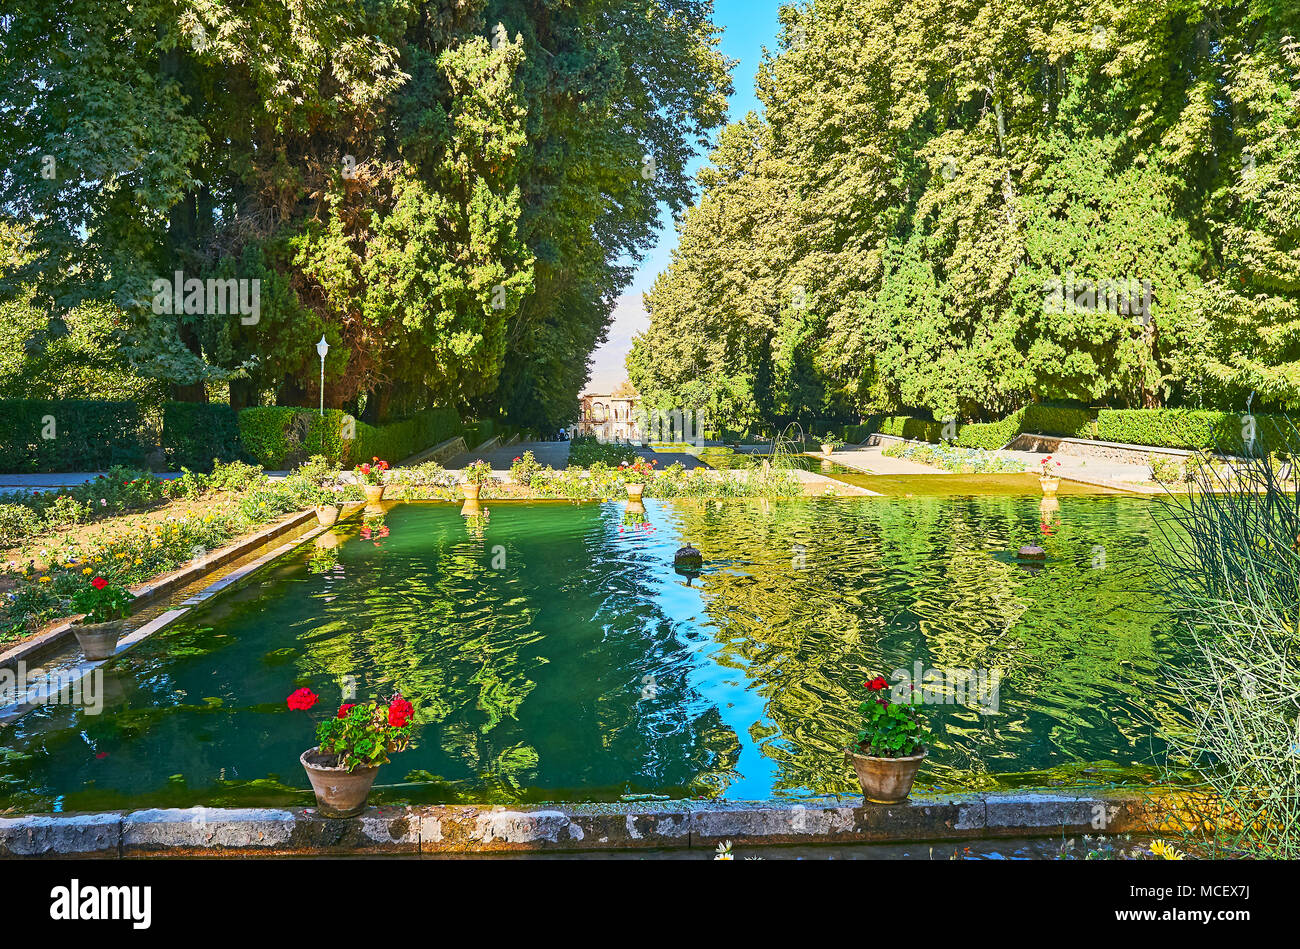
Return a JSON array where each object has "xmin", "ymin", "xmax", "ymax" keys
[
  {"xmin": 847, "ymin": 747, "xmax": 927, "ymax": 804},
  {"xmin": 73, "ymin": 620, "xmax": 124, "ymax": 661},
  {"xmin": 300, "ymin": 749, "xmax": 379, "ymax": 818}
]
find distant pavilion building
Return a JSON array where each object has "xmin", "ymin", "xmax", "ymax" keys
[{"xmin": 577, "ymin": 391, "xmax": 642, "ymax": 442}]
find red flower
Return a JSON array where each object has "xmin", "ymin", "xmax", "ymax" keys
[
  {"xmin": 865, "ymin": 676, "xmax": 888, "ymax": 691},
  {"xmin": 91, "ymin": 576, "xmax": 107, "ymax": 590},
  {"xmin": 336, "ymin": 704, "xmax": 355, "ymax": 719},
  {"xmin": 387, "ymin": 696, "xmax": 414, "ymax": 727},
  {"xmin": 359, "ymin": 463, "xmax": 371, "ymax": 475},
  {"xmin": 287, "ymin": 688, "xmax": 319, "ymax": 711}
]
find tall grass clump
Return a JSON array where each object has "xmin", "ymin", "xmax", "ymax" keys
[{"xmin": 1153, "ymin": 429, "xmax": 1300, "ymax": 858}]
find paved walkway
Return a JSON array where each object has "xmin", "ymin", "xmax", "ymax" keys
[
  {"xmin": 447, "ymin": 440, "xmax": 572, "ymax": 470},
  {"xmin": 828, "ymin": 442, "xmax": 1157, "ymax": 491},
  {"xmin": 999, "ymin": 449, "xmax": 1154, "ymax": 487}
]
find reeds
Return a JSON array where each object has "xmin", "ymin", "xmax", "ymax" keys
[{"xmin": 1153, "ymin": 430, "xmax": 1300, "ymax": 858}]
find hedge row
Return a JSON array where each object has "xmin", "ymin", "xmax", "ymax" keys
[
  {"xmin": 837, "ymin": 406, "xmax": 1300, "ymax": 454},
  {"xmin": 1095, "ymin": 409, "xmax": 1300, "ymax": 454},
  {"xmin": 237, "ymin": 406, "xmax": 463, "ymax": 469},
  {"xmin": 161, "ymin": 402, "xmax": 243, "ymax": 470},
  {"xmin": 0, "ymin": 400, "xmax": 149, "ymax": 472}
]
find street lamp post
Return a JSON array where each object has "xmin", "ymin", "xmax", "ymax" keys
[{"xmin": 316, "ymin": 336, "xmax": 329, "ymax": 417}]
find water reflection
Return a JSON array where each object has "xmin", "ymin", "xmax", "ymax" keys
[{"xmin": 0, "ymin": 498, "xmax": 1186, "ymax": 812}]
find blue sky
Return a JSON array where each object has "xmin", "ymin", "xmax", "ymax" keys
[{"xmin": 585, "ymin": 0, "xmax": 785, "ymax": 393}]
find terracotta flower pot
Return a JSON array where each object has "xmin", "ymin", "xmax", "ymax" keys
[
  {"xmin": 74, "ymin": 619, "xmax": 125, "ymax": 661},
  {"xmin": 300, "ymin": 749, "xmax": 379, "ymax": 818},
  {"xmin": 821, "ymin": 443, "xmax": 836, "ymax": 455},
  {"xmin": 315, "ymin": 504, "xmax": 340, "ymax": 528},
  {"xmin": 462, "ymin": 483, "xmax": 482, "ymax": 501},
  {"xmin": 847, "ymin": 747, "xmax": 927, "ymax": 804},
  {"xmin": 362, "ymin": 484, "xmax": 386, "ymax": 504},
  {"xmin": 1039, "ymin": 475, "xmax": 1060, "ymax": 496},
  {"xmin": 626, "ymin": 483, "xmax": 645, "ymax": 501}
]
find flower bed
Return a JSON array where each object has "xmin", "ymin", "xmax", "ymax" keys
[
  {"xmin": 1, "ymin": 464, "xmax": 327, "ymax": 642},
  {"xmin": 882, "ymin": 441, "xmax": 1028, "ymax": 474}
]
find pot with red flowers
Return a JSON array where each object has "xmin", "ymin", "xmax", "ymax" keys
[
  {"xmin": 288, "ymin": 688, "xmax": 416, "ymax": 818},
  {"xmin": 70, "ymin": 575, "xmax": 133, "ymax": 660},
  {"xmin": 846, "ymin": 675, "xmax": 929, "ymax": 804},
  {"xmin": 355, "ymin": 458, "xmax": 391, "ymax": 504},
  {"xmin": 461, "ymin": 459, "xmax": 492, "ymax": 500},
  {"xmin": 1038, "ymin": 456, "xmax": 1062, "ymax": 495},
  {"xmin": 620, "ymin": 457, "xmax": 657, "ymax": 500}
]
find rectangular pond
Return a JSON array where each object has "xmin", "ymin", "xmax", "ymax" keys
[{"xmin": 0, "ymin": 496, "xmax": 1189, "ymax": 812}]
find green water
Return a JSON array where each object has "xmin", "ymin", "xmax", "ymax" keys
[{"xmin": 0, "ymin": 497, "xmax": 1187, "ymax": 812}]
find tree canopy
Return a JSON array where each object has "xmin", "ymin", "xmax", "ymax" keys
[
  {"xmin": 0, "ymin": 0, "xmax": 732, "ymax": 426},
  {"xmin": 630, "ymin": 0, "xmax": 1300, "ymax": 430}
]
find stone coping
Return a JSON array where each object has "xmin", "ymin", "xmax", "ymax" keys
[{"xmin": 0, "ymin": 790, "xmax": 1183, "ymax": 857}]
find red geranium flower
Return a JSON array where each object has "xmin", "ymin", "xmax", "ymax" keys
[
  {"xmin": 91, "ymin": 576, "xmax": 107, "ymax": 590},
  {"xmin": 337, "ymin": 704, "xmax": 355, "ymax": 719},
  {"xmin": 359, "ymin": 463, "xmax": 371, "ymax": 475},
  {"xmin": 287, "ymin": 688, "xmax": 319, "ymax": 711},
  {"xmin": 865, "ymin": 676, "xmax": 888, "ymax": 691},
  {"xmin": 387, "ymin": 696, "xmax": 414, "ymax": 727}
]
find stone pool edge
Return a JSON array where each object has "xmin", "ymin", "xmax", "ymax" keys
[{"xmin": 0, "ymin": 788, "xmax": 1191, "ymax": 857}]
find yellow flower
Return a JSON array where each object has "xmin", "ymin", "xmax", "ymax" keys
[
  {"xmin": 82, "ymin": 567, "xmax": 93, "ymax": 575},
  {"xmin": 1149, "ymin": 840, "xmax": 1186, "ymax": 860},
  {"xmin": 38, "ymin": 576, "xmax": 51, "ymax": 584}
]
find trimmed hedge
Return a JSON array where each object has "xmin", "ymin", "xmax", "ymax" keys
[
  {"xmin": 161, "ymin": 402, "xmax": 242, "ymax": 471},
  {"xmin": 838, "ymin": 405, "xmax": 1300, "ymax": 455},
  {"xmin": 1095, "ymin": 409, "xmax": 1300, "ymax": 454},
  {"xmin": 0, "ymin": 400, "xmax": 148, "ymax": 472},
  {"xmin": 237, "ymin": 406, "xmax": 463, "ymax": 469},
  {"xmin": 350, "ymin": 408, "xmax": 463, "ymax": 465},
  {"xmin": 956, "ymin": 410, "xmax": 1025, "ymax": 449},
  {"xmin": 1022, "ymin": 405, "xmax": 1097, "ymax": 439}
]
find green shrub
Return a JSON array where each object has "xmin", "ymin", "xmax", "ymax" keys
[
  {"xmin": 161, "ymin": 402, "xmax": 242, "ymax": 471},
  {"xmin": 1022, "ymin": 405, "xmax": 1097, "ymax": 438},
  {"xmin": 956, "ymin": 410, "xmax": 1025, "ymax": 449},
  {"xmin": 207, "ymin": 459, "xmax": 265, "ymax": 493},
  {"xmin": 237, "ymin": 407, "xmax": 302, "ymax": 469},
  {"xmin": 43, "ymin": 494, "xmax": 92, "ymax": 528},
  {"xmin": 1092, "ymin": 409, "xmax": 1299, "ymax": 453},
  {"xmin": 0, "ymin": 400, "xmax": 148, "ymax": 472},
  {"xmin": 568, "ymin": 436, "xmax": 640, "ymax": 467},
  {"xmin": 349, "ymin": 408, "xmax": 462, "ymax": 465},
  {"xmin": 0, "ymin": 504, "xmax": 40, "ymax": 547},
  {"xmin": 868, "ymin": 415, "xmax": 948, "ymax": 442},
  {"xmin": 1147, "ymin": 453, "xmax": 1184, "ymax": 483}
]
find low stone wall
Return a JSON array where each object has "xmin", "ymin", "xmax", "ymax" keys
[
  {"xmin": 1005, "ymin": 433, "xmax": 1234, "ymax": 466},
  {"xmin": 0, "ymin": 790, "xmax": 1180, "ymax": 857}
]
